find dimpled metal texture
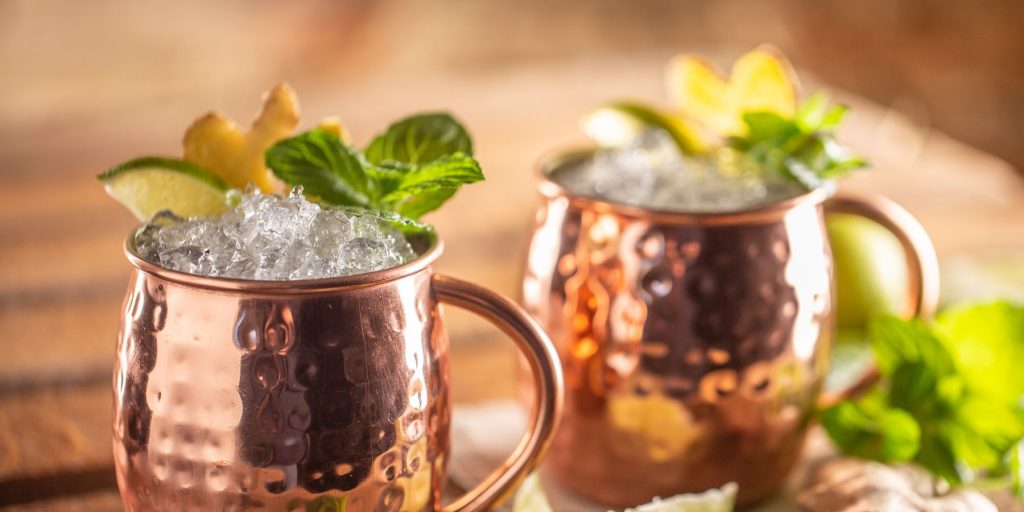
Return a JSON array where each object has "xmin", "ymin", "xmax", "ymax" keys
[
  {"xmin": 114, "ymin": 256, "xmax": 450, "ymax": 511},
  {"xmin": 522, "ymin": 157, "xmax": 836, "ymax": 507}
]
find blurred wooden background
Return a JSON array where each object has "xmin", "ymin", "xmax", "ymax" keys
[{"xmin": 0, "ymin": 0, "xmax": 1022, "ymax": 509}]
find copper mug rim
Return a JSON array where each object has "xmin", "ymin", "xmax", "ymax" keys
[
  {"xmin": 535, "ymin": 146, "xmax": 834, "ymax": 225},
  {"xmin": 123, "ymin": 226, "xmax": 444, "ymax": 294}
]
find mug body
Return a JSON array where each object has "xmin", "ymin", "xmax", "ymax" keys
[
  {"xmin": 114, "ymin": 242, "xmax": 450, "ymax": 511},
  {"xmin": 522, "ymin": 153, "xmax": 834, "ymax": 506}
]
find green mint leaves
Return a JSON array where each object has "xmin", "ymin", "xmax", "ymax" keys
[
  {"xmin": 266, "ymin": 130, "xmax": 372, "ymax": 207},
  {"xmin": 822, "ymin": 301, "xmax": 1024, "ymax": 487},
  {"xmin": 729, "ymin": 92, "xmax": 868, "ymax": 190},
  {"xmin": 266, "ymin": 113, "xmax": 483, "ymax": 220},
  {"xmin": 364, "ymin": 113, "xmax": 473, "ymax": 165}
]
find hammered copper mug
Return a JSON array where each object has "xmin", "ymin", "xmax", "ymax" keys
[
  {"xmin": 521, "ymin": 150, "xmax": 939, "ymax": 507},
  {"xmin": 113, "ymin": 233, "xmax": 563, "ymax": 511}
]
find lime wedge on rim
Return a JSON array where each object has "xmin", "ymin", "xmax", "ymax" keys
[
  {"xmin": 98, "ymin": 156, "xmax": 231, "ymax": 221},
  {"xmin": 580, "ymin": 101, "xmax": 709, "ymax": 155}
]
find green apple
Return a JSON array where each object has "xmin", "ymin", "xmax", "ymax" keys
[{"xmin": 827, "ymin": 214, "xmax": 908, "ymax": 330}]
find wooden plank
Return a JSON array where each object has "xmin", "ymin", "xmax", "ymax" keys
[
  {"xmin": 0, "ymin": 297, "xmax": 121, "ymax": 391},
  {"xmin": 0, "ymin": 231, "xmax": 129, "ymax": 303},
  {"xmin": 0, "ymin": 490, "xmax": 122, "ymax": 512},
  {"xmin": 0, "ymin": 384, "xmax": 113, "ymax": 507}
]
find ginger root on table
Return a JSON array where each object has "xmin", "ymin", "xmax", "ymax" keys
[{"xmin": 797, "ymin": 458, "xmax": 997, "ymax": 512}]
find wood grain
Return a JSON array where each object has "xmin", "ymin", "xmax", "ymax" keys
[{"xmin": 0, "ymin": 1, "xmax": 1021, "ymax": 508}]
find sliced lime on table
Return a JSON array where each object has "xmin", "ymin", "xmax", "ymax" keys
[
  {"xmin": 512, "ymin": 472, "xmax": 554, "ymax": 512},
  {"xmin": 580, "ymin": 101, "xmax": 708, "ymax": 154},
  {"xmin": 623, "ymin": 482, "xmax": 738, "ymax": 512},
  {"xmin": 98, "ymin": 156, "xmax": 231, "ymax": 221}
]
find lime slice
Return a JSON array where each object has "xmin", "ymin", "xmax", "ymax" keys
[
  {"xmin": 826, "ymin": 214, "xmax": 908, "ymax": 330},
  {"xmin": 623, "ymin": 482, "xmax": 738, "ymax": 512},
  {"xmin": 580, "ymin": 101, "xmax": 709, "ymax": 155},
  {"xmin": 98, "ymin": 156, "xmax": 231, "ymax": 221},
  {"xmin": 512, "ymin": 472, "xmax": 553, "ymax": 512}
]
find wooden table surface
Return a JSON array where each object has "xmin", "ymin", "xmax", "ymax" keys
[{"xmin": 2, "ymin": 3, "xmax": 1023, "ymax": 510}]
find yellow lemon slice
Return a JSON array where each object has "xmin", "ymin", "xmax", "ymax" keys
[{"xmin": 665, "ymin": 45, "xmax": 799, "ymax": 136}]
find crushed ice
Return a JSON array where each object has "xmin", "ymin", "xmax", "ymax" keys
[
  {"xmin": 557, "ymin": 131, "xmax": 805, "ymax": 212},
  {"xmin": 135, "ymin": 188, "xmax": 417, "ymax": 280}
]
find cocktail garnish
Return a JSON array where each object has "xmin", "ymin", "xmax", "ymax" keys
[
  {"xmin": 581, "ymin": 45, "xmax": 867, "ymax": 190},
  {"xmin": 266, "ymin": 113, "xmax": 483, "ymax": 220},
  {"xmin": 98, "ymin": 85, "xmax": 483, "ymax": 236}
]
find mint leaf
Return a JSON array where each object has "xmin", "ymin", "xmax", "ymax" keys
[
  {"xmin": 820, "ymin": 105, "xmax": 849, "ymax": 131},
  {"xmin": 820, "ymin": 390, "xmax": 921, "ymax": 461},
  {"xmin": 730, "ymin": 93, "xmax": 867, "ymax": 190},
  {"xmin": 389, "ymin": 188, "xmax": 458, "ymax": 221},
  {"xmin": 379, "ymin": 153, "xmax": 483, "ymax": 217},
  {"xmin": 266, "ymin": 129, "xmax": 371, "ymax": 207},
  {"xmin": 825, "ymin": 308, "xmax": 1024, "ymax": 490},
  {"xmin": 739, "ymin": 112, "xmax": 799, "ymax": 142},
  {"xmin": 365, "ymin": 113, "xmax": 473, "ymax": 166},
  {"xmin": 384, "ymin": 154, "xmax": 483, "ymax": 197},
  {"xmin": 934, "ymin": 301, "xmax": 1024, "ymax": 405},
  {"xmin": 328, "ymin": 205, "xmax": 436, "ymax": 247},
  {"xmin": 266, "ymin": 113, "xmax": 484, "ymax": 220},
  {"xmin": 869, "ymin": 316, "xmax": 954, "ymax": 378}
]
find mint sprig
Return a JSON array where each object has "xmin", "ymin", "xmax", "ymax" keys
[
  {"xmin": 729, "ymin": 92, "xmax": 868, "ymax": 190},
  {"xmin": 821, "ymin": 301, "xmax": 1024, "ymax": 488},
  {"xmin": 265, "ymin": 130, "xmax": 372, "ymax": 207},
  {"xmin": 266, "ymin": 113, "xmax": 483, "ymax": 220}
]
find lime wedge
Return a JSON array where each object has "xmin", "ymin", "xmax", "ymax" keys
[
  {"xmin": 512, "ymin": 472, "xmax": 554, "ymax": 512},
  {"xmin": 98, "ymin": 156, "xmax": 231, "ymax": 221},
  {"xmin": 623, "ymin": 483, "xmax": 738, "ymax": 512},
  {"xmin": 580, "ymin": 101, "xmax": 709, "ymax": 154}
]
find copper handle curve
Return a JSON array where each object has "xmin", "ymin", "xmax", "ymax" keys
[
  {"xmin": 433, "ymin": 274, "xmax": 564, "ymax": 512},
  {"xmin": 818, "ymin": 194, "xmax": 941, "ymax": 408}
]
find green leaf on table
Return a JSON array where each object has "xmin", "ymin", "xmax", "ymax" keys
[
  {"xmin": 364, "ymin": 112, "xmax": 473, "ymax": 165},
  {"xmin": 933, "ymin": 301, "xmax": 1024, "ymax": 405},
  {"xmin": 868, "ymin": 316, "xmax": 954, "ymax": 378},
  {"xmin": 266, "ymin": 129, "xmax": 371, "ymax": 207},
  {"xmin": 823, "ymin": 305, "xmax": 1024, "ymax": 489},
  {"xmin": 820, "ymin": 390, "xmax": 921, "ymax": 462}
]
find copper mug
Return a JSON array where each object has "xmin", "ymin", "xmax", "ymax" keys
[
  {"xmin": 521, "ymin": 150, "xmax": 939, "ymax": 507},
  {"xmin": 113, "ymin": 234, "xmax": 563, "ymax": 511}
]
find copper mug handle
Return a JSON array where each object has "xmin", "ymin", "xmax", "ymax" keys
[
  {"xmin": 433, "ymin": 274, "xmax": 565, "ymax": 512},
  {"xmin": 818, "ymin": 193, "xmax": 941, "ymax": 407}
]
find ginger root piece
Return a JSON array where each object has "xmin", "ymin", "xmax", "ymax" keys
[
  {"xmin": 798, "ymin": 458, "xmax": 997, "ymax": 512},
  {"xmin": 183, "ymin": 83, "xmax": 300, "ymax": 193},
  {"xmin": 316, "ymin": 116, "xmax": 353, "ymax": 145}
]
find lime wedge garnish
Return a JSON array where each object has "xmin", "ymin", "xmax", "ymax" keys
[
  {"xmin": 512, "ymin": 472, "xmax": 554, "ymax": 512},
  {"xmin": 624, "ymin": 482, "xmax": 738, "ymax": 512},
  {"xmin": 580, "ymin": 101, "xmax": 709, "ymax": 154},
  {"xmin": 98, "ymin": 156, "xmax": 231, "ymax": 221}
]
